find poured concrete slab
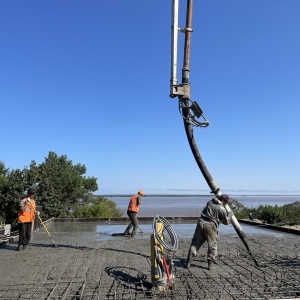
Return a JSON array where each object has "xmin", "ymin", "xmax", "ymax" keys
[{"xmin": 0, "ymin": 221, "xmax": 299, "ymax": 299}]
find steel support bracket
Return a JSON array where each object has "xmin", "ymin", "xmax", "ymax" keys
[{"xmin": 170, "ymin": 84, "xmax": 190, "ymax": 99}]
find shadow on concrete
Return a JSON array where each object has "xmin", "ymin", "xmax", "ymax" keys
[
  {"xmin": 0, "ymin": 241, "xmax": 95, "ymax": 251},
  {"xmin": 100, "ymin": 247, "xmax": 149, "ymax": 259},
  {"xmin": 105, "ymin": 266, "xmax": 153, "ymax": 294}
]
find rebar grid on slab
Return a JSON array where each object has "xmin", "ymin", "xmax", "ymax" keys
[{"xmin": 0, "ymin": 252, "xmax": 299, "ymax": 300}]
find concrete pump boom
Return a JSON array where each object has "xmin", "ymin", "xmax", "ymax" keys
[{"xmin": 169, "ymin": 0, "xmax": 259, "ymax": 267}]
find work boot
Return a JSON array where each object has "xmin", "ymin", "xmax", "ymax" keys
[
  {"xmin": 22, "ymin": 245, "xmax": 28, "ymax": 250},
  {"xmin": 186, "ymin": 248, "xmax": 196, "ymax": 269},
  {"xmin": 131, "ymin": 227, "xmax": 137, "ymax": 237},
  {"xmin": 16, "ymin": 245, "xmax": 22, "ymax": 251},
  {"xmin": 208, "ymin": 260, "xmax": 216, "ymax": 271},
  {"xmin": 186, "ymin": 252, "xmax": 192, "ymax": 269},
  {"xmin": 124, "ymin": 231, "xmax": 130, "ymax": 235}
]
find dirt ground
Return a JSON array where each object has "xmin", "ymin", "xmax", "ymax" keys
[{"xmin": 1, "ymin": 223, "xmax": 300, "ymax": 299}]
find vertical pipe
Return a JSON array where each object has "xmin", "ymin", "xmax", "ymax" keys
[
  {"xmin": 171, "ymin": 0, "xmax": 179, "ymax": 91},
  {"xmin": 182, "ymin": 0, "xmax": 193, "ymax": 84}
]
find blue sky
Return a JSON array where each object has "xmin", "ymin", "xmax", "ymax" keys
[{"xmin": 1, "ymin": 1, "xmax": 300, "ymax": 195}]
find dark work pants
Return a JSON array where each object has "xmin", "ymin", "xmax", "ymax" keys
[
  {"xmin": 18, "ymin": 222, "xmax": 32, "ymax": 246},
  {"xmin": 125, "ymin": 211, "xmax": 138, "ymax": 237},
  {"xmin": 189, "ymin": 221, "xmax": 218, "ymax": 262}
]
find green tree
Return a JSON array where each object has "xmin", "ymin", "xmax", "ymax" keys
[
  {"xmin": 0, "ymin": 163, "xmax": 26, "ymax": 224},
  {"xmin": 255, "ymin": 205, "xmax": 285, "ymax": 224},
  {"xmin": 0, "ymin": 162, "xmax": 9, "ymax": 223},
  {"xmin": 228, "ymin": 200, "xmax": 300, "ymax": 225},
  {"xmin": 281, "ymin": 201, "xmax": 300, "ymax": 224},
  {"xmin": 0, "ymin": 152, "xmax": 98, "ymax": 222},
  {"xmin": 32, "ymin": 152, "xmax": 98, "ymax": 218},
  {"xmin": 70, "ymin": 196, "xmax": 122, "ymax": 218},
  {"xmin": 228, "ymin": 198, "xmax": 253, "ymax": 219}
]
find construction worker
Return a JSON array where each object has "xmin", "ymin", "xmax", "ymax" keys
[
  {"xmin": 17, "ymin": 188, "xmax": 39, "ymax": 251},
  {"xmin": 124, "ymin": 190, "xmax": 144, "ymax": 237},
  {"xmin": 249, "ymin": 212, "xmax": 254, "ymax": 221},
  {"xmin": 186, "ymin": 194, "xmax": 232, "ymax": 270}
]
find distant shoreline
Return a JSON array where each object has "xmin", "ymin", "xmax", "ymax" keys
[
  {"xmin": 98, "ymin": 194, "xmax": 212, "ymax": 197},
  {"xmin": 97, "ymin": 194, "xmax": 300, "ymax": 197}
]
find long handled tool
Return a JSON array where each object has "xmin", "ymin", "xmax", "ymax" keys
[
  {"xmin": 169, "ymin": 0, "xmax": 259, "ymax": 267},
  {"xmin": 28, "ymin": 201, "xmax": 58, "ymax": 247},
  {"xmin": 138, "ymin": 225, "xmax": 144, "ymax": 233},
  {"xmin": 10, "ymin": 217, "xmax": 18, "ymax": 231}
]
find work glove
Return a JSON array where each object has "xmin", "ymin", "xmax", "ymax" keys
[
  {"xmin": 36, "ymin": 211, "xmax": 40, "ymax": 216},
  {"xmin": 26, "ymin": 198, "xmax": 32, "ymax": 204}
]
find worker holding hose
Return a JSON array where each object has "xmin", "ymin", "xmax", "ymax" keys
[
  {"xmin": 186, "ymin": 194, "xmax": 232, "ymax": 270},
  {"xmin": 124, "ymin": 190, "xmax": 144, "ymax": 237},
  {"xmin": 16, "ymin": 188, "xmax": 40, "ymax": 251}
]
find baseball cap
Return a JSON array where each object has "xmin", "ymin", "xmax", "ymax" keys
[
  {"xmin": 27, "ymin": 188, "xmax": 35, "ymax": 195},
  {"xmin": 218, "ymin": 194, "xmax": 231, "ymax": 203}
]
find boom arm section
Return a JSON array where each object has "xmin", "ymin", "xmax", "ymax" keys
[{"xmin": 169, "ymin": 0, "xmax": 258, "ymax": 266}]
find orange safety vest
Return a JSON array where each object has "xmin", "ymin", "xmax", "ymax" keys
[
  {"xmin": 127, "ymin": 194, "xmax": 140, "ymax": 213},
  {"xmin": 18, "ymin": 198, "xmax": 36, "ymax": 223}
]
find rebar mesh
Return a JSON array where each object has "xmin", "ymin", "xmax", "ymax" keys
[{"xmin": 1, "ymin": 251, "xmax": 299, "ymax": 300}]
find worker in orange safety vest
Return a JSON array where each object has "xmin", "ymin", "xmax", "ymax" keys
[
  {"xmin": 17, "ymin": 188, "xmax": 39, "ymax": 251},
  {"xmin": 124, "ymin": 190, "xmax": 144, "ymax": 237}
]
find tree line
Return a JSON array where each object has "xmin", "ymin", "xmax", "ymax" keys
[
  {"xmin": 0, "ymin": 152, "xmax": 122, "ymax": 225},
  {"xmin": 231, "ymin": 198, "xmax": 300, "ymax": 225}
]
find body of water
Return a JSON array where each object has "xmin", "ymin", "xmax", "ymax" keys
[{"xmin": 107, "ymin": 195, "xmax": 300, "ymax": 217}]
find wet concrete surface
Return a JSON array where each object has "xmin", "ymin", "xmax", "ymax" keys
[
  {"xmin": 1, "ymin": 220, "xmax": 300, "ymax": 299},
  {"xmin": 48, "ymin": 220, "xmax": 288, "ymax": 241}
]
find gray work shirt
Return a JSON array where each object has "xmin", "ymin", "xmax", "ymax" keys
[{"xmin": 199, "ymin": 197, "xmax": 230, "ymax": 228}]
